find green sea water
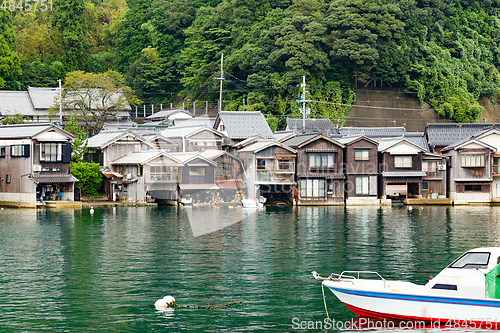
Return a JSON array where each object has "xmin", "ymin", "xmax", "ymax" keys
[{"xmin": 1, "ymin": 205, "xmax": 500, "ymax": 332}]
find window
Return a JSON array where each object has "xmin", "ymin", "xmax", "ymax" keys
[
  {"xmin": 461, "ymin": 153, "xmax": 485, "ymax": 167},
  {"xmin": 217, "ymin": 163, "xmax": 233, "ymax": 176},
  {"xmin": 354, "ymin": 150, "xmax": 370, "ymax": 160},
  {"xmin": 494, "ymin": 157, "xmax": 500, "ymax": 175},
  {"xmin": 40, "ymin": 143, "xmax": 62, "ymax": 162},
  {"xmin": 422, "ymin": 160, "xmax": 437, "ymax": 172},
  {"xmin": 124, "ymin": 184, "xmax": 128, "ymax": 192},
  {"xmin": 6, "ymin": 174, "xmax": 11, "ymax": 184},
  {"xmin": 257, "ymin": 159, "xmax": 267, "ymax": 170},
  {"xmin": 0, "ymin": 146, "xmax": 5, "ymax": 157},
  {"xmin": 11, "ymin": 145, "xmax": 30, "ymax": 157},
  {"xmin": 309, "ymin": 154, "xmax": 334, "ymax": 168},
  {"xmin": 395, "ymin": 156, "xmax": 412, "ymax": 168},
  {"xmin": 300, "ymin": 179, "xmax": 325, "ymax": 197},
  {"xmin": 150, "ymin": 166, "xmax": 174, "ymax": 181},
  {"xmin": 276, "ymin": 159, "xmax": 293, "ymax": 173},
  {"xmin": 449, "ymin": 252, "xmax": 490, "ymax": 269},
  {"xmin": 422, "ymin": 182, "xmax": 428, "ymax": 190},
  {"xmin": 355, "ymin": 176, "xmax": 369, "ymax": 195},
  {"xmin": 465, "ymin": 184, "xmax": 482, "ymax": 191},
  {"xmin": 189, "ymin": 166, "xmax": 205, "ymax": 176}
]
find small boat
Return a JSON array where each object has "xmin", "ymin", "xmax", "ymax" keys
[
  {"xmin": 241, "ymin": 198, "xmax": 264, "ymax": 209},
  {"xmin": 313, "ymin": 247, "xmax": 500, "ymax": 325},
  {"xmin": 180, "ymin": 196, "xmax": 193, "ymax": 206}
]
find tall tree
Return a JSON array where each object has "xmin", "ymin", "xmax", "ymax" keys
[
  {"xmin": 0, "ymin": 11, "xmax": 21, "ymax": 89},
  {"xmin": 60, "ymin": 70, "xmax": 140, "ymax": 134},
  {"xmin": 52, "ymin": 0, "xmax": 90, "ymax": 71}
]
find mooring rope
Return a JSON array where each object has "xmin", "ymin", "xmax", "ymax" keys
[
  {"xmin": 176, "ymin": 299, "xmax": 246, "ymax": 310},
  {"xmin": 321, "ymin": 283, "xmax": 330, "ymax": 320}
]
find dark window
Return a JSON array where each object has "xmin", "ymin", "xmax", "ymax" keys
[
  {"xmin": 0, "ymin": 146, "xmax": 5, "ymax": 157},
  {"xmin": 422, "ymin": 182, "xmax": 428, "ymax": 190},
  {"xmin": 257, "ymin": 159, "xmax": 266, "ymax": 170},
  {"xmin": 11, "ymin": 145, "xmax": 30, "ymax": 157},
  {"xmin": 6, "ymin": 174, "xmax": 11, "ymax": 183},
  {"xmin": 431, "ymin": 284, "xmax": 457, "ymax": 290},
  {"xmin": 465, "ymin": 185, "xmax": 482, "ymax": 191},
  {"xmin": 40, "ymin": 143, "xmax": 62, "ymax": 162}
]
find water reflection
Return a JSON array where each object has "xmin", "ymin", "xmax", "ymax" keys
[{"xmin": 1, "ymin": 206, "xmax": 500, "ymax": 331}]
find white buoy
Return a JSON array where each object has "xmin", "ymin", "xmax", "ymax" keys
[
  {"xmin": 155, "ymin": 296, "xmax": 176, "ymax": 309},
  {"xmin": 408, "ymin": 206, "xmax": 412, "ymax": 211},
  {"xmin": 90, "ymin": 206, "xmax": 94, "ymax": 214}
]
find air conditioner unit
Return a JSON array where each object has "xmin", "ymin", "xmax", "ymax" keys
[
  {"xmin": 438, "ymin": 164, "xmax": 446, "ymax": 171},
  {"xmin": 33, "ymin": 165, "xmax": 42, "ymax": 172}
]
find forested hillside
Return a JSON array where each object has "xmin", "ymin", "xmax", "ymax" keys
[{"xmin": 2, "ymin": 0, "xmax": 500, "ymax": 126}]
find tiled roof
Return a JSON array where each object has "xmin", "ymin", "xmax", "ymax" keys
[
  {"xmin": 173, "ymin": 117, "xmax": 215, "ymax": 127},
  {"xmin": 160, "ymin": 125, "xmax": 204, "ymax": 138},
  {"xmin": 31, "ymin": 174, "xmax": 79, "ymax": 183},
  {"xmin": 217, "ymin": 111, "xmax": 274, "ymax": 139},
  {"xmin": 238, "ymin": 139, "xmax": 296, "ymax": 154},
  {"xmin": 339, "ymin": 127, "xmax": 406, "ymax": 137},
  {"xmin": 145, "ymin": 108, "xmax": 192, "ymax": 119},
  {"xmin": 369, "ymin": 133, "xmax": 428, "ymax": 152},
  {"xmin": 298, "ymin": 173, "xmax": 345, "ymax": 179},
  {"xmin": 27, "ymin": 87, "xmax": 59, "ymax": 110},
  {"xmin": 425, "ymin": 123, "xmax": 500, "ymax": 146},
  {"xmin": 0, "ymin": 91, "xmax": 39, "ymax": 116},
  {"xmin": 286, "ymin": 118, "xmax": 336, "ymax": 135},
  {"xmin": 86, "ymin": 131, "xmax": 126, "ymax": 148},
  {"xmin": 0, "ymin": 123, "xmax": 54, "ymax": 138},
  {"xmin": 281, "ymin": 133, "xmax": 318, "ymax": 147},
  {"xmin": 179, "ymin": 183, "xmax": 219, "ymax": 190},
  {"xmin": 381, "ymin": 171, "xmax": 426, "ymax": 177}
]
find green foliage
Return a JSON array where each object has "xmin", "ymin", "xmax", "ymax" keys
[
  {"xmin": 1, "ymin": 113, "xmax": 25, "ymax": 125},
  {"xmin": 71, "ymin": 161, "xmax": 102, "ymax": 197},
  {"xmin": 0, "ymin": 11, "xmax": 21, "ymax": 89},
  {"xmin": 64, "ymin": 116, "xmax": 88, "ymax": 162},
  {"xmin": 309, "ymin": 81, "xmax": 355, "ymax": 126}
]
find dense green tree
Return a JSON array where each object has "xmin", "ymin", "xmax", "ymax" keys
[
  {"xmin": 71, "ymin": 161, "xmax": 102, "ymax": 197},
  {"xmin": 64, "ymin": 116, "xmax": 88, "ymax": 162},
  {"xmin": 1, "ymin": 113, "xmax": 25, "ymax": 125},
  {"xmin": 52, "ymin": 0, "xmax": 90, "ymax": 71},
  {"xmin": 0, "ymin": 11, "xmax": 21, "ymax": 89}
]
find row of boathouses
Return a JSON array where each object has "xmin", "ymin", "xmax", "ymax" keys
[{"xmin": 1, "ymin": 110, "xmax": 500, "ymax": 207}]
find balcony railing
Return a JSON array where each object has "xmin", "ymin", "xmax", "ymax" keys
[{"xmin": 147, "ymin": 173, "xmax": 182, "ymax": 182}]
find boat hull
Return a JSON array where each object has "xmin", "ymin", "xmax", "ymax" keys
[{"xmin": 325, "ymin": 282, "xmax": 500, "ymax": 324}]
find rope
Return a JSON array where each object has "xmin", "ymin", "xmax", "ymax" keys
[
  {"xmin": 177, "ymin": 299, "xmax": 246, "ymax": 310},
  {"xmin": 321, "ymin": 283, "xmax": 330, "ymax": 320}
]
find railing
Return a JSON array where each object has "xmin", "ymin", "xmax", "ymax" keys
[
  {"xmin": 336, "ymin": 271, "xmax": 385, "ymax": 280},
  {"xmin": 148, "ymin": 174, "xmax": 182, "ymax": 182},
  {"xmin": 256, "ymin": 171, "xmax": 274, "ymax": 182}
]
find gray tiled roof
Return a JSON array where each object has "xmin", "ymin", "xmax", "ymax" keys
[
  {"xmin": 173, "ymin": 117, "xmax": 215, "ymax": 127},
  {"xmin": 0, "ymin": 91, "xmax": 39, "ymax": 116},
  {"xmin": 286, "ymin": 118, "xmax": 336, "ymax": 135},
  {"xmin": 217, "ymin": 111, "xmax": 274, "ymax": 139},
  {"xmin": 339, "ymin": 127, "xmax": 406, "ymax": 137},
  {"xmin": 31, "ymin": 174, "xmax": 79, "ymax": 183},
  {"xmin": 86, "ymin": 131, "xmax": 125, "ymax": 148},
  {"xmin": 145, "ymin": 108, "xmax": 192, "ymax": 120},
  {"xmin": 0, "ymin": 123, "xmax": 53, "ymax": 138},
  {"xmin": 381, "ymin": 171, "xmax": 427, "ymax": 177},
  {"xmin": 27, "ymin": 87, "xmax": 59, "ymax": 110},
  {"xmin": 298, "ymin": 173, "xmax": 345, "ymax": 179},
  {"xmin": 425, "ymin": 123, "xmax": 500, "ymax": 146},
  {"xmin": 281, "ymin": 133, "xmax": 319, "ymax": 148}
]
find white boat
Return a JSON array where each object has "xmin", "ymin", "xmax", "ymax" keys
[
  {"xmin": 180, "ymin": 197, "xmax": 193, "ymax": 205},
  {"xmin": 313, "ymin": 247, "xmax": 500, "ymax": 325},
  {"xmin": 241, "ymin": 198, "xmax": 264, "ymax": 209}
]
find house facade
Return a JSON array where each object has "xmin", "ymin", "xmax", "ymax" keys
[
  {"xmin": 237, "ymin": 139, "xmax": 296, "ymax": 204},
  {"xmin": 340, "ymin": 136, "xmax": 380, "ymax": 205},
  {"xmin": 442, "ymin": 139, "xmax": 495, "ymax": 204},
  {"xmin": 0, "ymin": 123, "xmax": 78, "ymax": 207},
  {"xmin": 378, "ymin": 139, "xmax": 427, "ymax": 199},
  {"xmin": 283, "ymin": 134, "xmax": 345, "ymax": 205}
]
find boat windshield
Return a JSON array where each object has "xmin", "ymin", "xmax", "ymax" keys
[{"xmin": 448, "ymin": 252, "xmax": 490, "ymax": 269}]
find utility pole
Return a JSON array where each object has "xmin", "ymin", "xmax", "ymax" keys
[
  {"xmin": 218, "ymin": 53, "xmax": 224, "ymax": 112},
  {"xmin": 300, "ymin": 76, "xmax": 310, "ymax": 133},
  {"xmin": 58, "ymin": 79, "xmax": 62, "ymax": 125}
]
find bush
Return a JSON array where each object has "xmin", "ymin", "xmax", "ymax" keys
[{"xmin": 71, "ymin": 161, "xmax": 102, "ymax": 197}]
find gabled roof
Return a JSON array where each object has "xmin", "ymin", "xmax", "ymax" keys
[
  {"xmin": 0, "ymin": 91, "xmax": 39, "ymax": 116},
  {"xmin": 0, "ymin": 123, "xmax": 73, "ymax": 139},
  {"xmin": 472, "ymin": 128, "xmax": 500, "ymax": 141},
  {"xmin": 111, "ymin": 151, "xmax": 183, "ymax": 165},
  {"xmin": 339, "ymin": 126, "xmax": 406, "ymax": 137},
  {"xmin": 338, "ymin": 135, "xmax": 379, "ymax": 146},
  {"xmin": 141, "ymin": 133, "xmax": 178, "ymax": 145},
  {"xmin": 285, "ymin": 118, "xmax": 336, "ymax": 135},
  {"xmin": 145, "ymin": 108, "xmax": 193, "ymax": 120},
  {"xmin": 238, "ymin": 139, "xmax": 297, "ymax": 154},
  {"xmin": 214, "ymin": 111, "xmax": 274, "ymax": 139},
  {"xmin": 200, "ymin": 149, "xmax": 240, "ymax": 162},
  {"xmin": 441, "ymin": 138, "xmax": 496, "ymax": 152},
  {"xmin": 86, "ymin": 130, "xmax": 156, "ymax": 149},
  {"xmin": 274, "ymin": 130, "xmax": 298, "ymax": 142},
  {"xmin": 27, "ymin": 87, "xmax": 59, "ymax": 110},
  {"xmin": 283, "ymin": 133, "xmax": 344, "ymax": 149},
  {"xmin": 232, "ymin": 135, "xmax": 267, "ymax": 149},
  {"xmin": 425, "ymin": 123, "xmax": 500, "ymax": 146},
  {"xmin": 161, "ymin": 125, "xmax": 223, "ymax": 139},
  {"xmin": 167, "ymin": 151, "xmax": 218, "ymax": 166},
  {"xmin": 378, "ymin": 138, "xmax": 426, "ymax": 153},
  {"xmin": 173, "ymin": 117, "xmax": 215, "ymax": 127}
]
